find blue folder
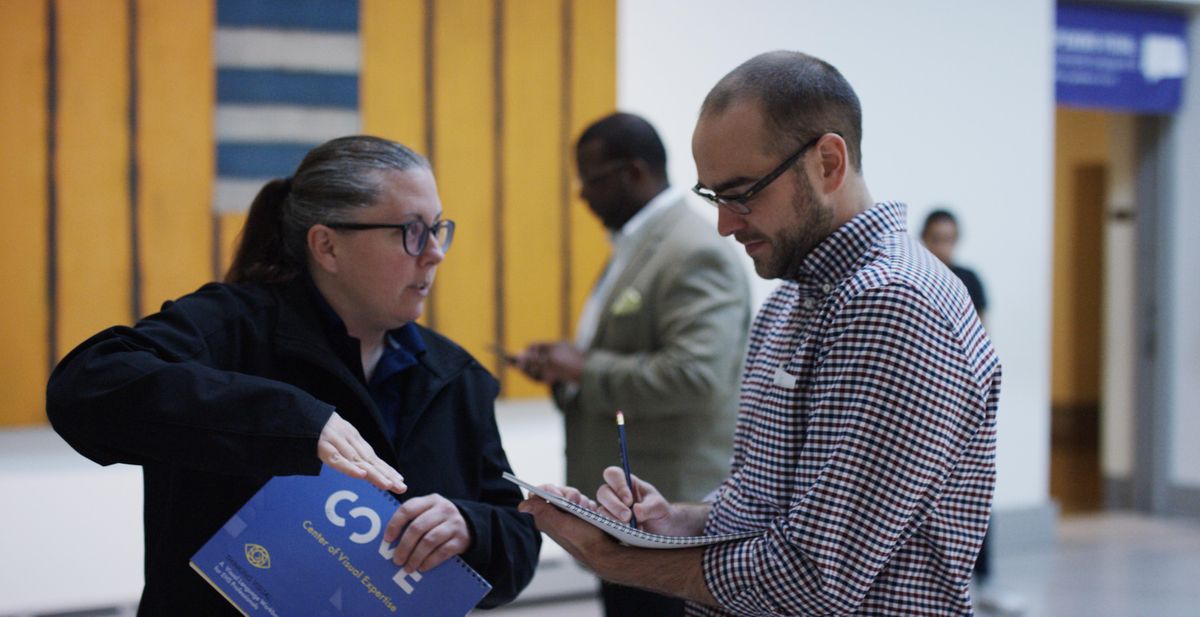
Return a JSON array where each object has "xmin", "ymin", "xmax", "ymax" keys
[{"xmin": 191, "ymin": 465, "xmax": 491, "ymax": 616}]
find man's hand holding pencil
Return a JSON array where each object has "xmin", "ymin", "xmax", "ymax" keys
[{"xmin": 594, "ymin": 467, "xmax": 680, "ymax": 536}]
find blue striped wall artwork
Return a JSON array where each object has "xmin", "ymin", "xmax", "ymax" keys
[{"xmin": 214, "ymin": 0, "xmax": 361, "ymax": 214}]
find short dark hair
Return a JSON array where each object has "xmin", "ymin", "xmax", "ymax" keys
[
  {"xmin": 921, "ymin": 208, "xmax": 959, "ymax": 236},
  {"xmin": 576, "ymin": 112, "xmax": 668, "ymax": 181},
  {"xmin": 701, "ymin": 50, "xmax": 864, "ymax": 172}
]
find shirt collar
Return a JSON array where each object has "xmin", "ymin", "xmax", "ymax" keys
[
  {"xmin": 387, "ymin": 321, "xmax": 427, "ymax": 355},
  {"xmin": 797, "ymin": 201, "xmax": 907, "ymax": 288},
  {"xmin": 371, "ymin": 324, "xmax": 426, "ymax": 387}
]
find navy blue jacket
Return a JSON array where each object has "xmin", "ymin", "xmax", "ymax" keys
[{"xmin": 47, "ymin": 279, "xmax": 540, "ymax": 615}]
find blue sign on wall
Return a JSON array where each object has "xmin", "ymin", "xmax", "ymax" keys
[{"xmin": 1056, "ymin": 4, "xmax": 1188, "ymax": 113}]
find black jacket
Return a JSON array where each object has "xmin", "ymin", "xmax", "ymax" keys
[{"xmin": 47, "ymin": 279, "xmax": 540, "ymax": 615}]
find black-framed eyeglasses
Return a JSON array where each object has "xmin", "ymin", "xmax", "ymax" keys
[
  {"xmin": 326, "ymin": 219, "xmax": 456, "ymax": 256},
  {"xmin": 692, "ymin": 132, "xmax": 837, "ymax": 215}
]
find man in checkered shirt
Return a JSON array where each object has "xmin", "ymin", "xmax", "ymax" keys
[{"xmin": 521, "ymin": 50, "xmax": 1000, "ymax": 616}]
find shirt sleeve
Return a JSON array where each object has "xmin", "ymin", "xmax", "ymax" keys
[
  {"xmin": 46, "ymin": 284, "xmax": 333, "ymax": 476},
  {"xmin": 702, "ymin": 283, "xmax": 989, "ymax": 615}
]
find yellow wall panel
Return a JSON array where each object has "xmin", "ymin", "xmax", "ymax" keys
[
  {"xmin": 0, "ymin": 0, "xmax": 49, "ymax": 426},
  {"xmin": 56, "ymin": 0, "xmax": 132, "ymax": 358},
  {"xmin": 501, "ymin": 0, "xmax": 563, "ymax": 397},
  {"xmin": 0, "ymin": 0, "xmax": 619, "ymax": 422},
  {"xmin": 137, "ymin": 0, "xmax": 214, "ymax": 310},
  {"xmin": 430, "ymin": 0, "xmax": 497, "ymax": 372},
  {"xmin": 362, "ymin": 0, "xmax": 426, "ymax": 154},
  {"xmin": 567, "ymin": 0, "xmax": 616, "ymax": 335},
  {"xmin": 362, "ymin": 0, "xmax": 431, "ymax": 329}
]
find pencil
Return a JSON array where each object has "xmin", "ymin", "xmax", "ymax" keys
[{"xmin": 616, "ymin": 410, "xmax": 638, "ymax": 529}]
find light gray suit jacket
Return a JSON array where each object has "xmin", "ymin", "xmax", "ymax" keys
[{"xmin": 556, "ymin": 198, "xmax": 752, "ymax": 502}]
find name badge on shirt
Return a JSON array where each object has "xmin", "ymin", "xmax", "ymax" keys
[{"xmin": 773, "ymin": 366, "xmax": 797, "ymax": 388}]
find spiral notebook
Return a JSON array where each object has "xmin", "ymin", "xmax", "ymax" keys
[
  {"xmin": 191, "ymin": 465, "xmax": 491, "ymax": 616},
  {"xmin": 503, "ymin": 472, "xmax": 758, "ymax": 549}
]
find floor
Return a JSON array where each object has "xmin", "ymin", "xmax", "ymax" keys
[
  {"xmin": 985, "ymin": 513, "xmax": 1200, "ymax": 617},
  {"xmin": 6, "ymin": 513, "xmax": 1195, "ymax": 617},
  {"xmin": 487, "ymin": 596, "xmax": 603, "ymax": 617},
  {"xmin": 484, "ymin": 513, "xmax": 1200, "ymax": 617},
  {"xmin": 4, "ymin": 405, "xmax": 1199, "ymax": 617}
]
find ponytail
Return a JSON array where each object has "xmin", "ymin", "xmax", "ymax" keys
[
  {"xmin": 225, "ymin": 178, "xmax": 300, "ymax": 284},
  {"xmin": 224, "ymin": 136, "xmax": 430, "ymax": 286}
]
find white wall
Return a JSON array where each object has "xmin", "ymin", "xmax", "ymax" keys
[
  {"xmin": 617, "ymin": 0, "xmax": 1056, "ymax": 511},
  {"xmin": 1167, "ymin": 12, "xmax": 1200, "ymax": 488}
]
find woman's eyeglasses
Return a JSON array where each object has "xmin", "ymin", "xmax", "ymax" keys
[{"xmin": 326, "ymin": 219, "xmax": 456, "ymax": 256}]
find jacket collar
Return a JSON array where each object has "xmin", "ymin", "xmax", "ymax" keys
[
  {"xmin": 605, "ymin": 196, "xmax": 690, "ymax": 296},
  {"xmin": 271, "ymin": 276, "xmax": 476, "ymax": 454},
  {"xmin": 272, "ymin": 277, "xmax": 395, "ymax": 458}
]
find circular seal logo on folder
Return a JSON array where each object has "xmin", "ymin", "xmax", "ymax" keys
[{"xmin": 244, "ymin": 543, "xmax": 271, "ymax": 569}]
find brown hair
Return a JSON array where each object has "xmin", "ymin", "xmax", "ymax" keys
[{"xmin": 700, "ymin": 50, "xmax": 864, "ymax": 172}]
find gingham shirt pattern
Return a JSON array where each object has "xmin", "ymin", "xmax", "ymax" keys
[{"xmin": 691, "ymin": 202, "xmax": 1000, "ymax": 616}]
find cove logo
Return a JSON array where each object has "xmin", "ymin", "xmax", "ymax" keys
[{"xmin": 324, "ymin": 489, "xmax": 424, "ymax": 594}]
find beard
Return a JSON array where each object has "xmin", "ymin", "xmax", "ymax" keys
[{"xmin": 742, "ymin": 172, "xmax": 833, "ymax": 280}]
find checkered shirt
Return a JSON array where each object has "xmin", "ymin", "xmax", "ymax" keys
[{"xmin": 691, "ymin": 202, "xmax": 1000, "ymax": 616}]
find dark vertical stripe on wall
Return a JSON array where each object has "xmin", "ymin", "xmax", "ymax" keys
[
  {"xmin": 46, "ymin": 0, "xmax": 59, "ymax": 370},
  {"xmin": 423, "ymin": 0, "xmax": 436, "ymax": 165},
  {"xmin": 423, "ymin": 0, "xmax": 437, "ymax": 330},
  {"xmin": 211, "ymin": 212, "xmax": 222, "ymax": 282},
  {"xmin": 492, "ymin": 0, "xmax": 506, "ymax": 386},
  {"xmin": 127, "ymin": 0, "xmax": 143, "ymax": 320},
  {"xmin": 559, "ymin": 0, "xmax": 573, "ymax": 340}
]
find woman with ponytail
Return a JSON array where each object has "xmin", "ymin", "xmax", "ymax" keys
[{"xmin": 47, "ymin": 136, "xmax": 539, "ymax": 615}]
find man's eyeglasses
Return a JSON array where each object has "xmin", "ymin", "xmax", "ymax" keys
[
  {"xmin": 692, "ymin": 132, "xmax": 837, "ymax": 215},
  {"xmin": 326, "ymin": 219, "xmax": 456, "ymax": 256}
]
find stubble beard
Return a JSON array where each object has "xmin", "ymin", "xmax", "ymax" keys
[{"xmin": 756, "ymin": 173, "xmax": 832, "ymax": 280}]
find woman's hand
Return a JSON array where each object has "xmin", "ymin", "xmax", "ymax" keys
[
  {"xmin": 384, "ymin": 494, "xmax": 471, "ymax": 572},
  {"xmin": 317, "ymin": 411, "xmax": 406, "ymax": 493}
]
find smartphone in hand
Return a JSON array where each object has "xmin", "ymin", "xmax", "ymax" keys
[{"xmin": 488, "ymin": 344, "xmax": 518, "ymax": 365}]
